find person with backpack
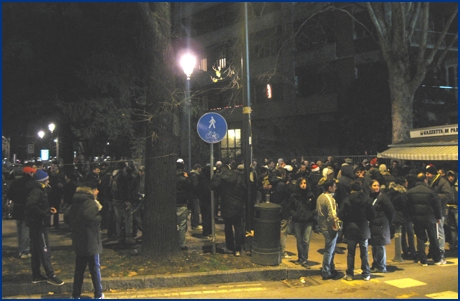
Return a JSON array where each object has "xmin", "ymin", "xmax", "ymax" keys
[{"xmin": 110, "ymin": 161, "xmax": 133, "ymax": 244}]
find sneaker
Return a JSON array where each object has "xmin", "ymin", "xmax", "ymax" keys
[
  {"xmin": 95, "ymin": 294, "xmax": 105, "ymax": 299},
  {"xmin": 301, "ymin": 261, "xmax": 311, "ymax": 269},
  {"xmin": 20, "ymin": 253, "xmax": 31, "ymax": 259},
  {"xmin": 70, "ymin": 296, "xmax": 81, "ymax": 299},
  {"xmin": 31, "ymin": 275, "xmax": 48, "ymax": 284},
  {"xmin": 180, "ymin": 246, "xmax": 189, "ymax": 251},
  {"xmin": 370, "ymin": 268, "xmax": 386, "ymax": 273},
  {"xmin": 343, "ymin": 275, "xmax": 353, "ymax": 281},
  {"xmin": 47, "ymin": 275, "xmax": 64, "ymax": 286},
  {"xmin": 192, "ymin": 225, "xmax": 203, "ymax": 230},
  {"xmin": 420, "ymin": 262, "xmax": 428, "ymax": 267},
  {"xmin": 235, "ymin": 251, "xmax": 241, "ymax": 257},
  {"xmin": 282, "ymin": 253, "xmax": 292, "ymax": 259},
  {"xmin": 363, "ymin": 276, "xmax": 371, "ymax": 281},
  {"xmin": 434, "ymin": 259, "xmax": 447, "ymax": 265}
]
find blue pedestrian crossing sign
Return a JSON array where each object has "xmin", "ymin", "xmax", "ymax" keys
[{"xmin": 197, "ymin": 112, "xmax": 227, "ymax": 143}]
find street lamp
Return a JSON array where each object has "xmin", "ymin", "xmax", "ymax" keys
[
  {"xmin": 38, "ymin": 130, "xmax": 45, "ymax": 139},
  {"xmin": 180, "ymin": 53, "xmax": 196, "ymax": 171},
  {"xmin": 48, "ymin": 122, "xmax": 59, "ymax": 160}
]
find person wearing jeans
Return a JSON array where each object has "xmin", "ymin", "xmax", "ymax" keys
[
  {"xmin": 289, "ymin": 177, "xmax": 315, "ymax": 268},
  {"xmin": 316, "ymin": 179, "xmax": 339, "ymax": 280},
  {"xmin": 68, "ymin": 182, "xmax": 104, "ymax": 299}
]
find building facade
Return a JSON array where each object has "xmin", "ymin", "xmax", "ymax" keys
[{"xmin": 173, "ymin": 2, "xmax": 458, "ymax": 164}]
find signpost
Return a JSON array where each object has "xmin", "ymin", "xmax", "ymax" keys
[{"xmin": 197, "ymin": 112, "xmax": 227, "ymax": 255}]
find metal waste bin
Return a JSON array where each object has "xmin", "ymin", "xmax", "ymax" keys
[{"xmin": 251, "ymin": 202, "xmax": 281, "ymax": 266}]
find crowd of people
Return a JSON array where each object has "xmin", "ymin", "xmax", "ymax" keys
[{"xmin": 4, "ymin": 154, "xmax": 458, "ymax": 294}]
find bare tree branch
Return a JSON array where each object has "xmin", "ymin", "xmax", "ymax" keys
[
  {"xmin": 425, "ymin": 8, "xmax": 458, "ymax": 67},
  {"xmin": 406, "ymin": 2, "xmax": 421, "ymax": 40}
]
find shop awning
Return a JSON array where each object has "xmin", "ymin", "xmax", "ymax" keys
[
  {"xmin": 377, "ymin": 145, "xmax": 458, "ymax": 161},
  {"xmin": 378, "ymin": 126, "xmax": 458, "ymax": 161}
]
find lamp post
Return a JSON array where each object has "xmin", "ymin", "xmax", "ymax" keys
[
  {"xmin": 48, "ymin": 123, "xmax": 59, "ymax": 160},
  {"xmin": 180, "ymin": 53, "xmax": 196, "ymax": 171}
]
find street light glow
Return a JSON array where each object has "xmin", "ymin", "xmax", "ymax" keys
[
  {"xmin": 180, "ymin": 53, "xmax": 196, "ymax": 79},
  {"xmin": 48, "ymin": 123, "xmax": 55, "ymax": 133},
  {"xmin": 38, "ymin": 130, "xmax": 45, "ymax": 139}
]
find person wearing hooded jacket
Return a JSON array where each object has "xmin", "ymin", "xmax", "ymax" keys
[
  {"xmin": 339, "ymin": 180, "xmax": 376, "ymax": 281},
  {"xmin": 68, "ymin": 182, "xmax": 104, "ymax": 299},
  {"xmin": 211, "ymin": 162, "xmax": 246, "ymax": 256},
  {"xmin": 368, "ymin": 179, "xmax": 395, "ymax": 273},
  {"xmin": 289, "ymin": 177, "xmax": 315, "ymax": 268},
  {"xmin": 387, "ymin": 177, "xmax": 416, "ymax": 260}
]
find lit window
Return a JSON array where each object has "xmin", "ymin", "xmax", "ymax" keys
[
  {"xmin": 218, "ymin": 56, "xmax": 226, "ymax": 69},
  {"xmin": 220, "ymin": 128, "xmax": 241, "ymax": 159}
]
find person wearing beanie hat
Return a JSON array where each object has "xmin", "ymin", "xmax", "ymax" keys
[
  {"xmin": 34, "ymin": 170, "xmax": 49, "ymax": 182},
  {"xmin": 68, "ymin": 181, "xmax": 104, "ymax": 299},
  {"xmin": 24, "ymin": 165, "xmax": 64, "ymax": 286},
  {"xmin": 370, "ymin": 158, "xmax": 378, "ymax": 167},
  {"xmin": 426, "ymin": 163, "xmax": 454, "ymax": 262},
  {"xmin": 311, "ymin": 164, "xmax": 320, "ymax": 172},
  {"xmin": 6, "ymin": 164, "xmax": 37, "ymax": 259},
  {"xmin": 426, "ymin": 164, "xmax": 438, "ymax": 176}
]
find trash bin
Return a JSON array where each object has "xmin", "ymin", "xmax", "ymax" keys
[{"xmin": 251, "ymin": 202, "xmax": 281, "ymax": 266}]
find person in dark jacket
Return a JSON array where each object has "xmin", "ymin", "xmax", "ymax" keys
[
  {"xmin": 426, "ymin": 164, "xmax": 453, "ymax": 261},
  {"xmin": 68, "ymin": 182, "xmax": 104, "ymax": 299},
  {"xmin": 387, "ymin": 177, "xmax": 416, "ymax": 260},
  {"xmin": 111, "ymin": 161, "xmax": 133, "ymax": 244},
  {"xmin": 269, "ymin": 167, "xmax": 292, "ymax": 259},
  {"xmin": 25, "ymin": 170, "xmax": 64, "ymax": 286},
  {"xmin": 198, "ymin": 165, "xmax": 212, "ymax": 238},
  {"xmin": 176, "ymin": 159, "xmax": 192, "ymax": 250},
  {"xmin": 289, "ymin": 177, "xmax": 315, "ymax": 268},
  {"xmin": 368, "ymin": 179, "xmax": 395, "ymax": 273},
  {"xmin": 47, "ymin": 162, "xmax": 64, "ymax": 229},
  {"xmin": 211, "ymin": 162, "xmax": 246, "ymax": 256},
  {"xmin": 7, "ymin": 165, "xmax": 36, "ymax": 258},
  {"xmin": 446, "ymin": 170, "xmax": 458, "ymax": 250},
  {"xmin": 406, "ymin": 173, "xmax": 443, "ymax": 265},
  {"xmin": 339, "ymin": 180, "xmax": 376, "ymax": 281}
]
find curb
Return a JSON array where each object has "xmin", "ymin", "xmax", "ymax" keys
[{"xmin": 2, "ymin": 267, "xmax": 311, "ymax": 297}]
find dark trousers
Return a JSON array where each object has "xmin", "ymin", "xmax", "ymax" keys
[
  {"xmin": 413, "ymin": 221, "xmax": 441, "ymax": 263},
  {"xmin": 29, "ymin": 225, "xmax": 54, "ymax": 278},
  {"xmin": 223, "ymin": 216, "xmax": 244, "ymax": 252},
  {"xmin": 72, "ymin": 254, "xmax": 103, "ymax": 298},
  {"xmin": 201, "ymin": 202, "xmax": 212, "ymax": 236},
  {"xmin": 401, "ymin": 221, "xmax": 417, "ymax": 257},
  {"xmin": 346, "ymin": 239, "xmax": 370, "ymax": 277}
]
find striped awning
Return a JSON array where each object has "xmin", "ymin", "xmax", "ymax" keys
[{"xmin": 377, "ymin": 145, "xmax": 458, "ymax": 161}]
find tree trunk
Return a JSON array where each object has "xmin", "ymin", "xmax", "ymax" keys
[
  {"xmin": 138, "ymin": 3, "xmax": 179, "ymax": 259},
  {"xmin": 388, "ymin": 69, "xmax": 414, "ymax": 144}
]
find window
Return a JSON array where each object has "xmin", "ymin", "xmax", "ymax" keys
[
  {"xmin": 250, "ymin": 27, "xmax": 281, "ymax": 60},
  {"xmin": 295, "ymin": 66, "xmax": 338, "ymax": 97},
  {"xmin": 198, "ymin": 58, "xmax": 207, "ymax": 72},
  {"xmin": 220, "ymin": 129, "xmax": 241, "ymax": 159}
]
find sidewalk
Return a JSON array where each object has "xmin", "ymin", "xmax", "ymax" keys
[{"xmin": 2, "ymin": 216, "xmax": 415, "ymax": 297}]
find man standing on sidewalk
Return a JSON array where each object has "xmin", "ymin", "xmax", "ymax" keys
[
  {"xmin": 7, "ymin": 164, "xmax": 36, "ymax": 259},
  {"xmin": 25, "ymin": 169, "xmax": 64, "ymax": 286},
  {"xmin": 316, "ymin": 179, "xmax": 340, "ymax": 280}
]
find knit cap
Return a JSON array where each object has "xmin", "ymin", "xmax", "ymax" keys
[{"xmin": 33, "ymin": 170, "xmax": 49, "ymax": 182}]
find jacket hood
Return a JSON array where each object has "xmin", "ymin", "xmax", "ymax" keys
[
  {"xmin": 73, "ymin": 187, "xmax": 95, "ymax": 203},
  {"xmin": 388, "ymin": 182, "xmax": 407, "ymax": 193},
  {"xmin": 340, "ymin": 164, "xmax": 354, "ymax": 179},
  {"xmin": 348, "ymin": 191, "xmax": 369, "ymax": 206}
]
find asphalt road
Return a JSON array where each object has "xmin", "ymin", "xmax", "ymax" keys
[{"xmin": 7, "ymin": 257, "xmax": 457, "ymax": 299}]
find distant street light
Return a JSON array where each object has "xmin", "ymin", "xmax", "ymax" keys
[
  {"xmin": 180, "ymin": 53, "xmax": 196, "ymax": 171},
  {"xmin": 48, "ymin": 123, "xmax": 59, "ymax": 160},
  {"xmin": 38, "ymin": 130, "xmax": 45, "ymax": 139}
]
